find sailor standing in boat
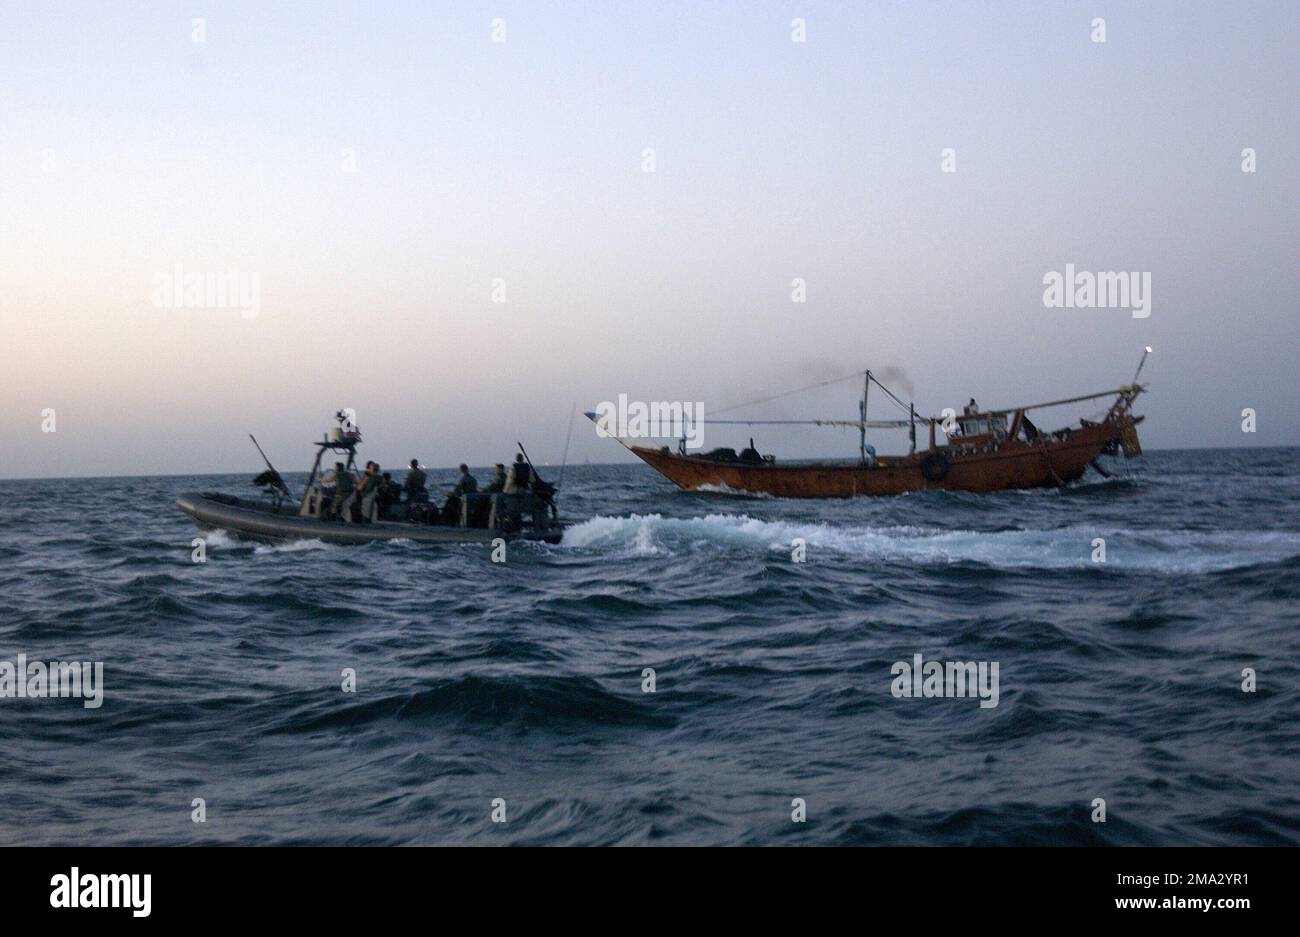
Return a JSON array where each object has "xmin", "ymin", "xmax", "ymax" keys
[
  {"xmin": 318, "ymin": 463, "xmax": 339, "ymax": 517},
  {"xmin": 500, "ymin": 453, "xmax": 534, "ymax": 532},
  {"xmin": 403, "ymin": 458, "xmax": 428, "ymax": 502},
  {"xmin": 442, "ymin": 464, "xmax": 478, "ymax": 523},
  {"xmin": 378, "ymin": 472, "xmax": 401, "ymax": 515},
  {"xmin": 359, "ymin": 462, "xmax": 383, "ymax": 523},
  {"xmin": 485, "ymin": 464, "xmax": 507, "ymax": 493},
  {"xmin": 333, "ymin": 462, "xmax": 357, "ymax": 522},
  {"xmin": 504, "ymin": 453, "xmax": 531, "ymax": 494}
]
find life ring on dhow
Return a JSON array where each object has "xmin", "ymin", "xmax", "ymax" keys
[{"xmin": 920, "ymin": 452, "xmax": 950, "ymax": 482}]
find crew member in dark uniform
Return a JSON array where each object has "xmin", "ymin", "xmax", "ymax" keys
[
  {"xmin": 484, "ymin": 464, "xmax": 507, "ymax": 493},
  {"xmin": 403, "ymin": 459, "xmax": 428, "ymax": 502},
  {"xmin": 442, "ymin": 464, "xmax": 478, "ymax": 523},
  {"xmin": 504, "ymin": 453, "xmax": 531, "ymax": 494},
  {"xmin": 499, "ymin": 454, "xmax": 533, "ymax": 531},
  {"xmin": 378, "ymin": 472, "xmax": 401, "ymax": 516}
]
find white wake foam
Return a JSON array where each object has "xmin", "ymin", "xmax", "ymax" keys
[
  {"xmin": 198, "ymin": 529, "xmax": 332, "ymax": 554},
  {"xmin": 252, "ymin": 538, "xmax": 330, "ymax": 554},
  {"xmin": 561, "ymin": 513, "xmax": 1300, "ymax": 572},
  {"xmin": 197, "ymin": 529, "xmax": 241, "ymax": 549}
]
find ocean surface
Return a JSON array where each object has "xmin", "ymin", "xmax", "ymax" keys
[{"xmin": 1, "ymin": 447, "xmax": 1297, "ymax": 846}]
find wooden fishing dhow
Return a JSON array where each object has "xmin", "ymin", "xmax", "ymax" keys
[{"xmin": 592, "ymin": 352, "xmax": 1149, "ymax": 499}]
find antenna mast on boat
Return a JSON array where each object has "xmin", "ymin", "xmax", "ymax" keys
[
  {"xmin": 859, "ymin": 370, "xmax": 870, "ymax": 464},
  {"xmin": 557, "ymin": 402, "xmax": 577, "ymax": 492},
  {"xmin": 1132, "ymin": 345, "xmax": 1153, "ymax": 385}
]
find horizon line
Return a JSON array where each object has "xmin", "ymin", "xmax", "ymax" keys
[{"xmin": 1, "ymin": 443, "xmax": 1296, "ymax": 484}]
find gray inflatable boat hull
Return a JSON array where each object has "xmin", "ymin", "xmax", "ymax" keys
[{"xmin": 176, "ymin": 492, "xmax": 563, "ymax": 545}]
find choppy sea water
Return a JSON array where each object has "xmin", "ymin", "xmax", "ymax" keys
[{"xmin": 1, "ymin": 447, "xmax": 1297, "ymax": 846}]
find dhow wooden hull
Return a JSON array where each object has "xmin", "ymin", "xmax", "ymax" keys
[{"xmin": 628, "ymin": 418, "xmax": 1139, "ymax": 498}]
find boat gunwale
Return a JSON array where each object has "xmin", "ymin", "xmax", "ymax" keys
[{"xmin": 176, "ymin": 491, "xmax": 563, "ymax": 544}]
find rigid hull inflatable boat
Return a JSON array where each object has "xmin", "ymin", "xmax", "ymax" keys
[{"xmin": 176, "ymin": 413, "xmax": 564, "ymax": 545}]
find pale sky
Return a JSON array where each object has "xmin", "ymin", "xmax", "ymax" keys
[{"xmin": 2, "ymin": 1, "xmax": 1296, "ymax": 478}]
